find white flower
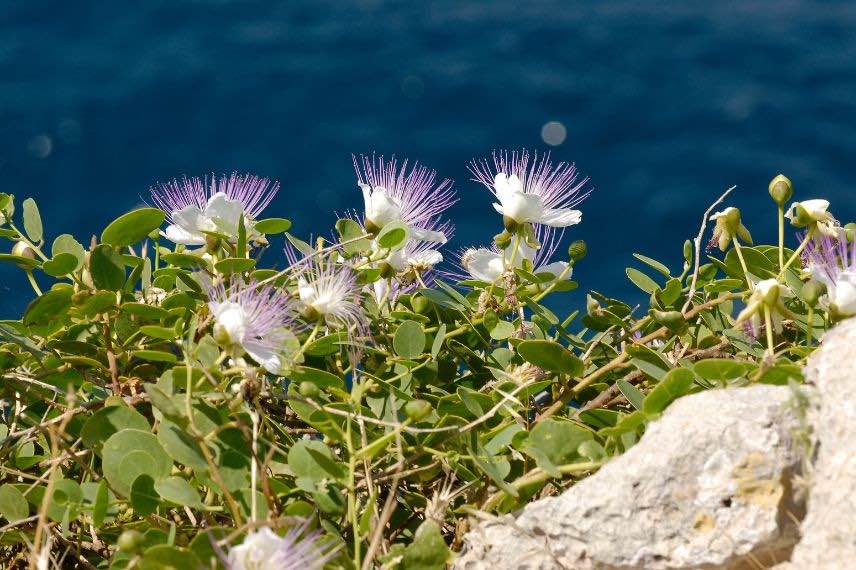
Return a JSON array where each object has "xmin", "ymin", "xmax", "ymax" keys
[
  {"xmin": 294, "ymin": 255, "xmax": 368, "ymax": 337},
  {"xmin": 151, "ymin": 174, "xmax": 279, "ymax": 247},
  {"xmin": 228, "ymin": 524, "xmax": 337, "ymax": 570},
  {"xmin": 785, "ymin": 199, "xmax": 838, "ymax": 237},
  {"xmin": 355, "ymin": 155, "xmax": 456, "ymax": 244},
  {"xmin": 803, "ymin": 234, "xmax": 856, "ymax": 317},
  {"xmin": 736, "ymin": 278, "xmax": 792, "ymax": 334},
  {"xmin": 206, "ymin": 278, "xmax": 300, "ymax": 375},
  {"xmin": 470, "ymin": 150, "xmax": 592, "ymax": 229},
  {"xmin": 460, "ymin": 230, "xmax": 572, "ymax": 284}
]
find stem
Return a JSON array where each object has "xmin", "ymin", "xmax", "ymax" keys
[
  {"xmin": 777, "ymin": 205, "xmax": 785, "ymax": 270},
  {"xmin": 778, "ymin": 233, "xmax": 811, "ymax": 279},
  {"xmin": 25, "ymin": 271, "xmax": 43, "ymax": 296},
  {"xmin": 732, "ymin": 240, "xmax": 752, "ymax": 289},
  {"xmin": 806, "ymin": 306, "xmax": 814, "ymax": 347},
  {"xmin": 764, "ymin": 305, "xmax": 775, "ymax": 357}
]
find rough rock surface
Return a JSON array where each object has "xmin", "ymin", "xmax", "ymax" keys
[
  {"xmin": 455, "ymin": 385, "xmax": 806, "ymax": 569},
  {"xmin": 777, "ymin": 318, "xmax": 856, "ymax": 568}
]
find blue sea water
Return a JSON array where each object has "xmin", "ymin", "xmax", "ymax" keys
[{"xmin": 2, "ymin": 1, "xmax": 856, "ymax": 317}]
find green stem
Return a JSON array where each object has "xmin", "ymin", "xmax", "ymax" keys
[
  {"xmin": 778, "ymin": 233, "xmax": 811, "ymax": 279},
  {"xmin": 777, "ymin": 205, "xmax": 785, "ymax": 270},
  {"xmin": 806, "ymin": 306, "xmax": 814, "ymax": 348},
  {"xmin": 733, "ymin": 239, "xmax": 752, "ymax": 289},
  {"xmin": 764, "ymin": 305, "xmax": 775, "ymax": 357},
  {"xmin": 25, "ymin": 271, "xmax": 42, "ymax": 296}
]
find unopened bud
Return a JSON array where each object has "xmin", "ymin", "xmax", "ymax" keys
[
  {"xmin": 802, "ymin": 281, "xmax": 826, "ymax": 308},
  {"xmin": 586, "ymin": 294, "xmax": 601, "ymax": 316},
  {"xmin": 845, "ymin": 223, "xmax": 856, "ymax": 243},
  {"xmin": 683, "ymin": 240, "xmax": 693, "ymax": 264},
  {"xmin": 568, "ymin": 240, "xmax": 587, "ymax": 262},
  {"xmin": 298, "ymin": 381, "xmax": 320, "ymax": 398},
  {"xmin": 493, "ymin": 230, "xmax": 512, "ymax": 250},
  {"xmin": 411, "ymin": 295, "xmax": 429, "ymax": 314},
  {"xmin": 768, "ymin": 174, "xmax": 793, "ymax": 207},
  {"xmin": 652, "ymin": 309, "xmax": 687, "ymax": 333},
  {"xmin": 117, "ymin": 530, "xmax": 144, "ymax": 553},
  {"xmin": 404, "ymin": 399, "xmax": 432, "ymax": 422},
  {"xmin": 11, "ymin": 241, "xmax": 35, "ymax": 260}
]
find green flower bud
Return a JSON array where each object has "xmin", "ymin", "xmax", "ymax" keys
[
  {"xmin": 117, "ymin": 530, "xmax": 144, "ymax": 553},
  {"xmin": 298, "ymin": 381, "xmax": 320, "ymax": 398},
  {"xmin": 404, "ymin": 399, "xmax": 432, "ymax": 422},
  {"xmin": 586, "ymin": 294, "xmax": 601, "ymax": 316},
  {"xmin": 493, "ymin": 230, "xmax": 512, "ymax": 250},
  {"xmin": 802, "ymin": 281, "xmax": 826, "ymax": 308},
  {"xmin": 651, "ymin": 309, "xmax": 687, "ymax": 333},
  {"xmin": 411, "ymin": 295, "xmax": 430, "ymax": 315},
  {"xmin": 845, "ymin": 223, "xmax": 856, "ymax": 243},
  {"xmin": 568, "ymin": 240, "xmax": 587, "ymax": 262},
  {"xmin": 683, "ymin": 240, "xmax": 693, "ymax": 264},
  {"xmin": 768, "ymin": 174, "xmax": 793, "ymax": 207}
]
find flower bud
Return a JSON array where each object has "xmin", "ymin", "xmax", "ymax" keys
[
  {"xmin": 568, "ymin": 240, "xmax": 587, "ymax": 262},
  {"xmin": 11, "ymin": 241, "xmax": 35, "ymax": 260},
  {"xmin": 411, "ymin": 295, "xmax": 429, "ymax": 314},
  {"xmin": 493, "ymin": 230, "xmax": 512, "ymax": 250},
  {"xmin": 802, "ymin": 281, "xmax": 826, "ymax": 308},
  {"xmin": 298, "ymin": 381, "xmax": 320, "ymax": 398},
  {"xmin": 651, "ymin": 309, "xmax": 687, "ymax": 333},
  {"xmin": 117, "ymin": 530, "xmax": 144, "ymax": 553},
  {"xmin": 586, "ymin": 294, "xmax": 602, "ymax": 316},
  {"xmin": 845, "ymin": 223, "xmax": 856, "ymax": 243},
  {"xmin": 404, "ymin": 399, "xmax": 432, "ymax": 422},
  {"xmin": 683, "ymin": 240, "xmax": 693, "ymax": 264},
  {"xmin": 768, "ymin": 174, "xmax": 793, "ymax": 207}
]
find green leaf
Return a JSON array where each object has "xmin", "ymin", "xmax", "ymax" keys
[
  {"xmin": 139, "ymin": 545, "xmax": 202, "ymax": 570},
  {"xmin": 22, "ymin": 198, "xmax": 43, "ymax": 243},
  {"xmin": 431, "ymin": 324, "xmax": 446, "ymax": 358},
  {"xmin": 335, "ymin": 218, "xmax": 371, "ymax": 255},
  {"xmin": 616, "ymin": 380, "xmax": 644, "ymax": 410},
  {"xmin": 693, "ymin": 359, "xmax": 747, "ymax": 383},
  {"xmin": 632, "ymin": 253, "xmax": 670, "ymax": 277},
  {"xmin": 121, "ymin": 302, "xmax": 170, "ymax": 320},
  {"xmin": 376, "ymin": 221, "xmax": 409, "ymax": 250},
  {"xmin": 0, "ymin": 484, "xmax": 28, "ymax": 522},
  {"xmin": 140, "ymin": 325, "xmax": 178, "ymax": 340},
  {"xmin": 81, "ymin": 405, "xmax": 150, "ymax": 452},
  {"xmin": 214, "ymin": 257, "xmax": 255, "ymax": 274},
  {"xmin": 46, "ymin": 479, "xmax": 82, "ymax": 522},
  {"xmin": 133, "ymin": 350, "xmax": 178, "ymax": 363},
  {"xmin": 400, "ymin": 520, "xmax": 451, "ymax": 570},
  {"xmin": 0, "ymin": 253, "xmax": 40, "ymax": 269},
  {"xmin": 157, "ymin": 420, "xmax": 208, "ymax": 471},
  {"xmin": 130, "ymin": 474, "xmax": 160, "ymax": 516},
  {"xmin": 289, "ymin": 366, "xmax": 345, "ymax": 390},
  {"xmin": 102, "ymin": 429, "xmax": 173, "ymax": 497},
  {"xmin": 288, "ymin": 440, "xmax": 345, "ymax": 483},
  {"xmin": 255, "ymin": 217, "xmax": 292, "ymax": 234},
  {"xmin": 517, "ymin": 340, "xmax": 584, "ymax": 375},
  {"xmin": 304, "ymin": 332, "xmax": 348, "ymax": 356},
  {"xmin": 394, "ymin": 320, "xmax": 426, "ymax": 359},
  {"xmin": 41, "ymin": 253, "xmax": 78, "ymax": 277},
  {"xmin": 154, "ymin": 476, "xmax": 202, "ymax": 508},
  {"xmin": 524, "ymin": 418, "xmax": 593, "ymax": 469},
  {"xmin": 89, "ymin": 244, "xmax": 126, "ymax": 290},
  {"xmin": 23, "ymin": 287, "xmax": 73, "ymax": 326},
  {"xmin": 92, "ymin": 480, "xmax": 109, "ymax": 527},
  {"xmin": 643, "ymin": 368, "xmax": 695, "ymax": 415},
  {"xmin": 626, "ymin": 344, "xmax": 672, "ymax": 381},
  {"xmin": 51, "ymin": 234, "xmax": 85, "ymax": 270},
  {"xmin": 161, "ymin": 252, "xmax": 212, "ymax": 270},
  {"xmin": 626, "ymin": 267, "xmax": 660, "ymax": 294},
  {"xmin": 101, "ymin": 208, "xmax": 165, "ymax": 247}
]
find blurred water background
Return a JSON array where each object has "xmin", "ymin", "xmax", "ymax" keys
[{"xmin": 2, "ymin": 1, "xmax": 856, "ymax": 317}]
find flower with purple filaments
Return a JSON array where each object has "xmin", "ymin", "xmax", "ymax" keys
[
  {"xmin": 228, "ymin": 522, "xmax": 339, "ymax": 570},
  {"xmin": 151, "ymin": 173, "xmax": 279, "ymax": 246},
  {"xmin": 286, "ymin": 246, "xmax": 369, "ymax": 339},
  {"xmin": 449, "ymin": 225, "xmax": 572, "ymax": 284},
  {"xmin": 204, "ymin": 277, "xmax": 301, "ymax": 374},
  {"xmin": 802, "ymin": 232, "xmax": 856, "ymax": 316},
  {"xmin": 354, "ymin": 154, "xmax": 457, "ymax": 244},
  {"xmin": 469, "ymin": 149, "xmax": 592, "ymax": 228}
]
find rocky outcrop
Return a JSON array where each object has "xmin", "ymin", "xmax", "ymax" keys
[
  {"xmin": 776, "ymin": 318, "xmax": 856, "ymax": 568},
  {"xmin": 455, "ymin": 384, "xmax": 807, "ymax": 569}
]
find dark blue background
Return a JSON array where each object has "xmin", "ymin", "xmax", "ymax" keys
[{"xmin": 2, "ymin": 1, "xmax": 855, "ymax": 317}]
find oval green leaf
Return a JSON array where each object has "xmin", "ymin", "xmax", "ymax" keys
[{"xmin": 101, "ymin": 208, "xmax": 165, "ymax": 248}]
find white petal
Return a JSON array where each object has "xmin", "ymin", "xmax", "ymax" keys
[
  {"xmin": 229, "ymin": 528, "xmax": 285, "ymax": 570},
  {"xmin": 493, "ymin": 173, "xmax": 523, "ymax": 203},
  {"xmin": 410, "ymin": 249, "xmax": 443, "ymax": 267},
  {"xmin": 465, "ymin": 249, "xmax": 505, "ymax": 282},
  {"xmin": 243, "ymin": 341, "xmax": 283, "ymax": 375},
  {"xmin": 535, "ymin": 208, "xmax": 582, "ymax": 227},
  {"xmin": 410, "ymin": 227, "xmax": 447, "ymax": 244},
  {"xmin": 365, "ymin": 187, "xmax": 402, "ymax": 228},
  {"xmin": 164, "ymin": 224, "xmax": 206, "ymax": 246},
  {"xmin": 205, "ymin": 192, "xmax": 245, "ymax": 237},
  {"xmin": 214, "ymin": 302, "xmax": 247, "ymax": 344},
  {"xmin": 834, "ymin": 271, "xmax": 856, "ymax": 315},
  {"xmin": 499, "ymin": 191, "xmax": 544, "ymax": 224},
  {"xmin": 386, "ymin": 247, "xmax": 408, "ymax": 272},
  {"xmin": 537, "ymin": 261, "xmax": 573, "ymax": 280},
  {"xmin": 802, "ymin": 199, "xmax": 830, "ymax": 218}
]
